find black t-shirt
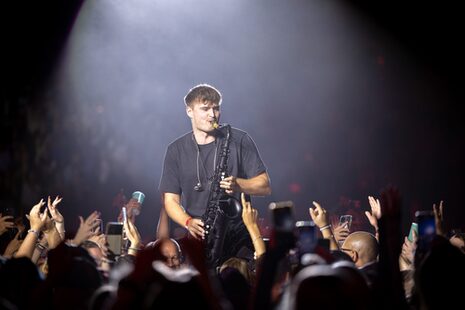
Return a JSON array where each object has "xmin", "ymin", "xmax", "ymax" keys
[{"xmin": 159, "ymin": 127, "xmax": 267, "ymax": 217}]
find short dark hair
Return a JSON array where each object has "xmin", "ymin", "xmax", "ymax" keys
[{"xmin": 184, "ymin": 84, "xmax": 222, "ymax": 106}]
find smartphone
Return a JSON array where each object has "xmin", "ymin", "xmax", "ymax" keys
[
  {"xmin": 122, "ymin": 207, "xmax": 128, "ymax": 223},
  {"xmin": 105, "ymin": 222, "xmax": 124, "ymax": 257},
  {"xmin": 407, "ymin": 222, "xmax": 418, "ymax": 242},
  {"xmin": 2, "ymin": 207, "xmax": 16, "ymax": 218},
  {"xmin": 415, "ymin": 211, "xmax": 435, "ymax": 248},
  {"xmin": 339, "ymin": 215, "xmax": 352, "ymax": 230},
  {"xmin": 295, "ymin": 221, "xmax": 317, "ymax": 255},
  {"xmin": 269, "ymin": 201, "xmax": 294, "ymax": 233}
]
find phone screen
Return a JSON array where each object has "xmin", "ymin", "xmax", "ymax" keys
[
  {"xmin": 122, "ymin": 207, "xmax": 128, "ymax": 223},
  {"xmin": 269, "ymin": 201, "xmax": 294, "ymax": 233},
  {"xmin": 296, "ymin": 221, "xmax": 317, "ymax": 254},
  {"xmin": 3, "ymin": 207, "xmax": 16, "ymax": 218},
  {"xmin": 415, "ymin": 211, "xmax": 435, "ymax": 248},
  {"xmin": 105, "ymin": 222, "xmax": 124, "ymax": 256},
  {"xmin": 106, "ymin": 222, "xmax": 123, "ymax": 234},
  {"xmin": 417, "ymin": 213, "xmax": 435, "ymax": 236},
  {"xmin": 339, "ymin": 215, "xmax": 352, "ymax": 230}
]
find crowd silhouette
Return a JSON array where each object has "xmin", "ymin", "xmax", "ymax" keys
[{"xmin": 1, "ymin": 186, "xmax": 464, "ymax": 309}]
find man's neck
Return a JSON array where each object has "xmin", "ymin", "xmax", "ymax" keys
[{"xmin": 193, "ymin": 129, "xmax": 216, "ymax": 145}]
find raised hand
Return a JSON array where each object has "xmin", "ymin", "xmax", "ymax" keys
[
  {"xmin": 309, "ymin": 201, "xmax": 338, "ymax": 250},
  {"xmin": 309, "ymin": 201, "xmax": 329, "ymax": 228},
  {"xmin": 400, "ymin": 227, "xmax": 418, "ymax": 272},
  {"xmin": 42, "ymin": 212, "xmax": 55, "ymax": 233},
  {"xmin": 241, "ymin": 192, "xmax": 258, "ymax": 228},
  {"xmin": 72, "ymin": 211, "xmax": 101, "ymax": 246},
  {"xmin": 368, "ymin": 196, "xmax": 382, "ymax": 218},
  {"xmin": 220, "ymin": 176, "xmax": 239, "ymax": 195},
  {"xmin": 241, "ymin": 192, "xmax": 265, "ymax": 257},
  {"xmin": 125, "ymin": 198, "xmax": 141, "ymax": 220},
  {"xmin": 28, "ymin": 199, "xmax": 48, "ymax": 231},
  {"xmin": 0, "ymin": 214, "xmax": 15, "ymax": 235},
  {"xmin": 48, "ymin": 195, "xmax": 64, "ymax": 223},
  {"xmin": 401, "ymin": 231, "xmax": 417, "ymax": 266},
  {"xmin": 366, "ymin": 195, "xmax": 382, "ymax": 231},
  {"xmin": 433, "ymin": 200, "xmax": 444, "ymax": 236},
  {"xmin": 332, "ymin": 221, "xmax": 350, "ymax": 245},
  {"xmin": 123, "ymin": 218, "xmax": 141, "ymax": 249},
  {"xmin": 187, "ymin": 218, "xmax": 205, "ymax": 240},
  {"xmin": 15, "ymin": 199, "xmax": 47, "ymax": 259}
]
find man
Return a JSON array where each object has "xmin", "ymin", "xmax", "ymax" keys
[
  {"xmin": 340, "ymin": 231, "xmax": 379, "ymax": 288},
  {"xmin": 159, "ymin": 84, "xmax": 271, "ymax": 266},
  {"xmin": 146, "ymin": 238, "xmax": 183, "ymax": 269}
]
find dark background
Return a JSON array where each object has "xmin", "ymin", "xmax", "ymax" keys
[{"xmin": 1, "ymin": 0, "xmax": 464, "ymax": 241}]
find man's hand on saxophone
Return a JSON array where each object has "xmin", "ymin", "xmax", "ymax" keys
[
  {"xmin": 220, "ymin": 176, "xmax": 239, "ymax": 195},
  {"xmin": 220, "ymin": 172, "xmax": 271, "ymax": 197},
  {"xmin": 187, "ymin": 218, "xmax": 205, "ymax": 240}
]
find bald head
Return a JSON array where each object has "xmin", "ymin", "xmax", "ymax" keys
[
  {"xmin": 146, "ymin": 238, "xmax": 182, "ymax": 269},
  {"xmin": 342, "ymin": 231, "xmax": 378, "ymax": 267}
]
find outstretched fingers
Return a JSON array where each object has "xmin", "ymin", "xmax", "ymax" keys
[
  {"xmin": 241, "ymin": 193, "xmax": 250, "ymax": 209},
  {"xmin": 52, "ymin": 195, "xmax": 63, "ymax": 207}
]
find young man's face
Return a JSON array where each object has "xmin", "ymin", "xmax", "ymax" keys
[{"xmin": 186, "ymin": 99, "xmax": 220, "ymax": 134}]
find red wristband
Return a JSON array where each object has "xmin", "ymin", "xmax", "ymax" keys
[{"xmin": 185, "ymin": 217, "xmax": 193, "ymax": 227}]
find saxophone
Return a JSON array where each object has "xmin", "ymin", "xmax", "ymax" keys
[{"xmin": 201, "ymin": 123, "xmax": 242, "ymax": 268}]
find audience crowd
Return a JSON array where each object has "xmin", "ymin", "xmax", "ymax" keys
[{"xmin": 1, "ymin": 186, "xmax": 464, "ymax": 309}]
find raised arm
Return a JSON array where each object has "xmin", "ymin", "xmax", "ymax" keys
[
  {"xmin": 432, "ymin": 200, "xmax": 444, "ymax": 237},
  {"xmin": 309, "ymin": 201, "xmax": 339, "ymax": 250},
  {"xmin": 48, "ymin": 195, "xmax": 65, "ymax": 240},
  {"xmin": 124, "ymin": 218, "xmax": 142, "ymax": 256},
  {"xmin": 366, "ymin": 195, "xmax": 382, "ymax": 240},
  {"xmin": 332, "ymin": 220, "xmax": 350, "ymax": 246},
  {"xmin": 241, "ymin": 193, "xmax": 266, "ymax": 258},
  {"xmin": 15, "ymin": 199, "xmax": 47, "ymax": 259}
]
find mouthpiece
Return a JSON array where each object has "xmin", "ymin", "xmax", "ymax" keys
[{"xmin": 212, "ymin": 121, "xmax": 219, "ymax": 129}]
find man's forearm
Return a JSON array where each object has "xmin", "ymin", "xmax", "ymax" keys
[
  {"xmin": 163, "ymin": 194, "xmax": 191, "ymax": 228},
  {"xmin": 237, "ymin": 172, "xmax": 271, "ymax": 196},
  {"xmin": 165, "ymin": 203, "xmax": 189, "ymax": 227}
]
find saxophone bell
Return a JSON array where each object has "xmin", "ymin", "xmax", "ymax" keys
[{"xmin": 224, "ymin": 196, "xmax": 242, "ymax": 219}]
